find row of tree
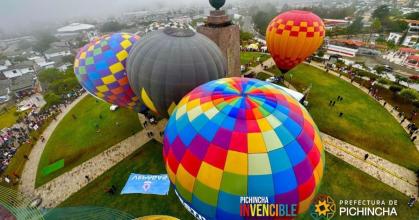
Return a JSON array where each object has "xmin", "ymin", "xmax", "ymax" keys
[{"xmin": 38, "ymin": 68, "xmax": 81, "ymax": 109}]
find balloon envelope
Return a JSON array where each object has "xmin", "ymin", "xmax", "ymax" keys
[
  {"xmin": 74, "ymin": 33, "xmax": 143, "ymax": 112},
  {"xmin": 127, "ymin": 28, "xmax": 227, "ymax": 118},
  {"xmin": 266, "ymin": 10, "xmax": 325, "ymax": 73},
  {"xmin": 163, "ymin": 77, "xmax": 324, "ymax": 219}
]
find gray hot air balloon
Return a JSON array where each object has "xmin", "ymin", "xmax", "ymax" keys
[{"xmin": 127, "ymin": 28, "xmax": 227, "ymax": 118}]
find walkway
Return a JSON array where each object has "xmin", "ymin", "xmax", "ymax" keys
[
  {"xmin": 19, "ymin": 95, "xmax": 166, "ymax": 208},
  {"xmin": 20, "ymin": 93, "xmax": 88, "ymax": 197},
  {"xmin": 322, "ymin": 133, "xmax": 418, "ymax": 197},
  {"xmin": 247, "ymin": 58, "xmax": 418, "ymax": 197}
]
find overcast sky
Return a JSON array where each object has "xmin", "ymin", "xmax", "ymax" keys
[{"xmin": 0, "ymin": 0, "xmax": 230, "ymax": 33}]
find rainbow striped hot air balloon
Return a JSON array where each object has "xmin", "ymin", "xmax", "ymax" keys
[
  {"xmin": 266, "ymin": 10, "xmax": 325, "ymax": 73},
  {"xmin": 74, "ymin": 33, "xmax": 143, "ymax": 112},
  {"xmin": 163, "ymin": 78, "xmax": 324, "ymax": 220}
]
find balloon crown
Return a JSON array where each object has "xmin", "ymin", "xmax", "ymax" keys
[
  {"xmin": 209, "ymin": 0, "xmax": 226, "ymax": 10},
  {"xmin": 164, "ymin": 27, "xmax": 195, "ymax": 37}
]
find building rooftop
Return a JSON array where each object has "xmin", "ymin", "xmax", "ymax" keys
[
  {"xmin": 57, "ymin": 23, "xmax": 95, "ymax": 33},
  {"xmin": 10, "ymin": 73, "xmax": 35, "ymax": 92},
  {"xmin": 400, "ymin": 47, "xmax": 419, "ymax": 53}
]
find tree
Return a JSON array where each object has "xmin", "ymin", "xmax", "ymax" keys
[
  {"xmin": 347, "ymin": 17, "xmax": 364, "ymax": 35},
  {"xmin": 389, "ymin": 85, "xmax": 403, "ymax": 94},
  {"xmin": 400, "ymin": 88, "xmax": 419, "ymax": 101},
  {"xmin": 33, "ymin": 31, "xmax": 58, "ymax": 53},
  {"xmin": 316, "ymin": 48, "xmax": 326, "ymax": 57},
  {"xmin": 252, "ymin": 4, "xmax": 278, "ymax": 36},
  {"xmin": 372, "ymin": 18, "xmax": 382, "ymax": 33},
  {"xmin": 405, "ymin": 12, "xmax": 419, "ymax": 20},
  {"xmin": 240, "ymin": 31, "xmax": 253, "ymax": 42},
  {"xmin": 44, "ymin": 92, "xmax": 61, "ymax": 109},
  {"xmin": 372, "ymin": 5, "xmax": 391, "ymax": 21},
  {"xmin": 100, "ymin": 21, "xmax": 125, "ymax": 33},
  {"xmin": 368, "ymin": 18, "xmax": 382, "ymax": 43},
  {"xmin": 62, "ymin": 55, "xmax": 75, "ymax": 64},
  {"xmin": 374, "ymin": 65, "xmax": 386, "ymax": 74}
]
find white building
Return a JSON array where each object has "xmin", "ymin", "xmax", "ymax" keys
[
  {"xmin": 388, "ymin": 32, "xmax": 403, "ymax": 44},
  {"xmin": 326, "ymin": 44, "xmax": 358, "ymax": 57},
  {"xmin": 44, "ymin": 50, "xmax": 71, "ymax": 60},
  {"xmin": 57, "ymin": 23, "xmax": 95, "ymax": 33},
  {"xmin": 403, "ymin": 35, "xmax": 419, "ymax": 49},
  {"xmin": 2, "ymin": 67, "xmax": 35, "ymax": 79}
]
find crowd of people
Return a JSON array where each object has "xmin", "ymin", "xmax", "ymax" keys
[{"xmin": 0, "ymin": 89, "xmax": 85, "ymax": 183}]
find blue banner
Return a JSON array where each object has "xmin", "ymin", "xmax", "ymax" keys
[{"xmin": 121, "ymin": 173, "xmax": 170, "ymax": 195}]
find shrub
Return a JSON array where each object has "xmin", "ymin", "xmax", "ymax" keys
[
  {"xmin": 389, "ymin": 85, "xmax": 403, "ymax": 93},
  {"xmin": 399, "ymin": 88, "xmax": 419, "ymax": 101},
  {"xmin": 378, "ymin": 78, "xmax": 391, "ymax": 85}
]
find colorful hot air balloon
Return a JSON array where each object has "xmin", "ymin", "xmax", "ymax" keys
[
  {"xmin": 266, "ymin": 10, "xmax": 325, "ymax": 73},
  {"xmin": 74, "ymin": 33, "xmax": 144, "ymax": 112},
  {"xmin": 127, "ymin": 28, "xmax": 227, "ymax": 118},
  {"xmin": 163, "ymin": 78, "xmax": 324, "ymax": 219}
]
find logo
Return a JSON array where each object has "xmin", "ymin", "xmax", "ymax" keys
[
  {"xmin": 142, "ymin": 181, "xmax": 152, "ymax": 192},
  {"xmin": 310, "ymin": 194, "xmax": 336, "ymax": 220}
]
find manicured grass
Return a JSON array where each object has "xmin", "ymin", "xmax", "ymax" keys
[
  {"xmin": 0, "ymin": 106, "xmax": 22, "ymax": 129},
  {"xmin": 35, "ymin": 96, "xmax": 142, "ymax": 187},
  {"xmin": 240, "ymin": 52, "xmax": 270, "ymax": 67},
  {"xmin": 60, "ymin": 141, "xmax": 418, "ymax": 219},
  {"xmin": 300, "ymin": 153, "xmax": 419, "ymax": 220},
  {"xmin": 284, "ymin": 64, "xmax": 419, "ymax": 170},
  {"xmin": 256, "ymin": 72, "xmax": 272, "ymax": 81},
  {"xmin": 59, "ymin": 140, "xmax": 194, "ymax": 219}
]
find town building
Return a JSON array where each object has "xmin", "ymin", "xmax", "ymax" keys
[{"xmin": 383, "ymin": 47, "xmax": 419, "ymax": 71}]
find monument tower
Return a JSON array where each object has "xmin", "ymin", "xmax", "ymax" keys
[{"xmin": 197, "ymin": 0, "xmax": 241, "ymax": 77}]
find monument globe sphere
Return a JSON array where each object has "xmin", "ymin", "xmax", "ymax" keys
[
  {"xmin": 209, "ymin": 0, "xmax": 226, "ymax": 10},
  {"xmin": 74, "ymin": 33, "xmax": 143, "ymax": 112},
  {"xmin": 163, "ymin": 77, "xmax": 325, "ymax": 219},
  {"xmin": 127, "ymin": 28, "xmax": 227, "ymax": 118}
]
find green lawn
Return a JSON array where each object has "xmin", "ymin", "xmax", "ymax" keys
[
  {"xmin": 0, "ymin": 106, "xmax": 22, "ymax": 129},
  {"xmin": 284, "ymin": 64, "xmax": 419, "ymax": 170},
  {"xmin": 59, "ymin": 140, "xmax": 194, "ymax": 220},
  {"xmin": 240, "ymin": 52, "xmax": 270, "ymax": 67},
  {"xmin": 35, "ymin": 95, "xmax": 142, "ymax": 187},
  {"xmin": 256, "ymin": 72, "xmax": 272, "ymax": 81},
  {"xmin": 300, "ymin": 154, "xmax": 419, "ymax": 220},
  {"xmin": 59, "ymin": 140, "xmax": 418, "ymax": 219}
]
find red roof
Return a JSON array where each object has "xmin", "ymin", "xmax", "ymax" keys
[
  {"xmin": 334, "ymin": 39, "xmax": 365, "ymax": 47},
  {"xmin": 405, "ymin": 19, "xmax": 419, "ymax": 25},
  {"xmin": 407, "ymin": 55, "xmax": 419, "ymax": 62},
  {"xmin": 400, "ymin": 47, "xmax": 419, "ymax": 54}
]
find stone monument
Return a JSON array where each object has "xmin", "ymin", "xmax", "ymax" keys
[{"xmin": 197, "ymin": 0, "xmax": 241, "ymax": 77}]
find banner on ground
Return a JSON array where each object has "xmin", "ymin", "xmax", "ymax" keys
[{"xmin": 121, "ymin": 173, "xmax": 170, "ymax": 195}]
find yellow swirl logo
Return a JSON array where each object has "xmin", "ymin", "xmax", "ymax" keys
[{"xmin": 310, "ymin": 194, "xmax": 336, "ymax": 220}]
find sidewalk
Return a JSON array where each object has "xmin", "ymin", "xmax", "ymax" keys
[
  {"xmin": 19, "ymin": 93, "xmax": 88, "ymax": 197},
  {"xmin": 322, "ymin": 133, "xmax": 418, "ymax": 198},
  {"xmin": 19, "ymin": 95, "xmax": 166, "ymax": 208}
]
